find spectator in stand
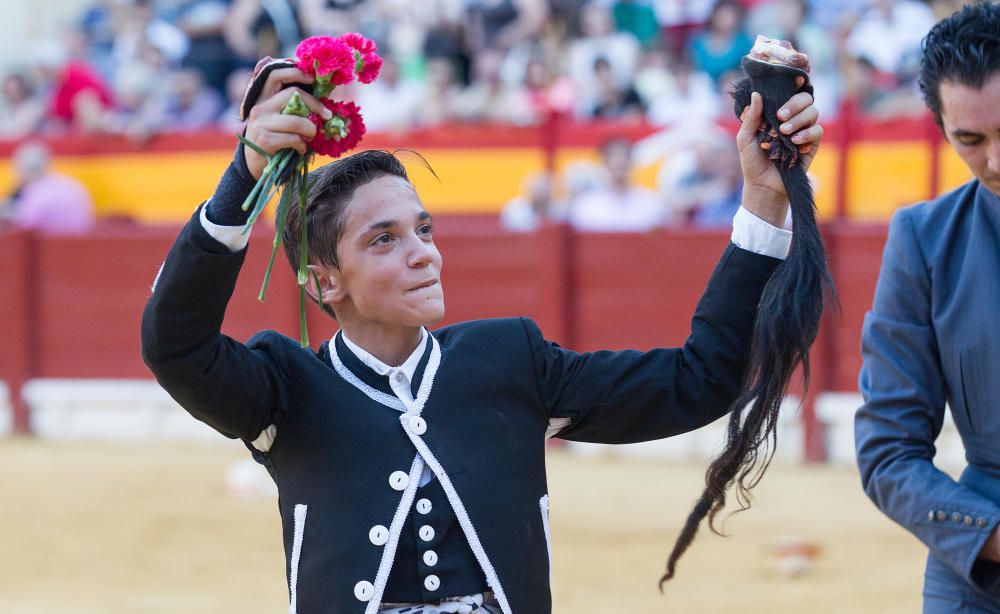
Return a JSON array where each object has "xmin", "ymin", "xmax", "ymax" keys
[
  {"xmin": 0, "ymin": 72, "xmax": 45, "ymax": 139},
  {"xmin": 165, "ymin": 68, "xmax": 224, "ymax": 131},
  {"xmin": 225, "ymin": 0, "xmax": 305, "ymax": 62},
  {"xmin": 658, "ymin": 127, "xmax": 740, "ymax": 224},
  {"xmin": 415, "ymin": 57, "xmax": 463, "ymax": 128},
  {"xmin": 0, "ymin": 142, "xmax": 95, "ymax": 235},
  {"xmin": 36, "ymin": 41, "xmax": 115, "ymax": 135},
  {"xmin": 612, "ymin": 0, "xmax": 660, "ymax": 48},
  {"xmin": 465, "ymin": 0, "xmax": 548, "ymax": 53},
  {"xmin": 354, "ymin": 54, "xmax": 424, "ymax": 133},
  {"xmin": 569, "ymin": 1, "xmax": 640, "ymax": 116},
  {"xmin": 652, "ymin": 0, "xmax": 715, "ymax": 56},
  {"xmin": 110, "ymin": 0, "xmax": 190, "ymax": 74},
  {"xmin": 568, "ymin": 137, "xmax": 670, "ymax": 232},
  {"xmin": 588, "ymin": 56, "xmax": 645, "ymax": 119},
  {"xmin": 522, "ymin": 56, "xmax": 575, "ymax": 122},
  {"xmin": 456, "ymin": 48, "xmax": 534, "ymax": 124},
  {"xmin": 176, "ymin": 0, "xmax": 239, "ymax": 95},
  {"xmin": 218, "ymin": 67, "xmax": 253, "ymax": 133},
  {"xmin": 500, "ymin": 170, "xmax": 565, "ymax": 232},
  {"xmin": 686, "ymin": 0, "xmax": 753, "ymax": 85},
  {"xmin": 844, "ymin": 55, "xmax": 927, "ymax": 119},
  {"xmin": 106, "ymin": 39, "xmax": 170, "ymax": 142},
  {"xmin": 844, "ymin": 0, "xmax": 935, "ymax": 84},
  {"xmin": 645, "ymin": 51, "xmax": 720, "ymax": 126}
]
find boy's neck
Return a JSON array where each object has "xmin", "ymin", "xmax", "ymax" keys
[{"xmin": 339, "ymin": 323, "xmax": 424, "ymax": 367}]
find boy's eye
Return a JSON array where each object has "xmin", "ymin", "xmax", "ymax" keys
[
  {"xmin": 419, "ymin": 224, "xmax": 433, "ymax": 235},
  {"xmin": 373, "ymin": 233, "xmax": 393, "ymax": 245},
  {"xmin": 958, "ymin": 136, "xmax": 983, "ymax": 147}
]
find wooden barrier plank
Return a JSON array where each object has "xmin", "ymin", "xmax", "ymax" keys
[{"xmin": 0, "ymin": 230, "xmax": 34, "ymax": 432}]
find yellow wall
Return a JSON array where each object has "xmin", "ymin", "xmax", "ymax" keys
[{"xmin": 0, "ymin": 141, "xmax": 974, "ymax": 222}]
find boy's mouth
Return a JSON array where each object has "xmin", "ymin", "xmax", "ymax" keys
[{"xmin": 408, "ymin": 279, "xmax": 439, "ymax": 292}]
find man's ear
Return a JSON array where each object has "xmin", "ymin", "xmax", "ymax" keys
[{"xmin": 305, "ymin": 264, "xmax": 345, "ymax": 307}]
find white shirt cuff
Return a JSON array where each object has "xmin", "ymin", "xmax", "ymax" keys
[
  {"xmin": 200, "ymin": 201, "xmax": 251, "ymax": 253},
  {"xmin": 731, "ymin": 206, "xmax": 792, "ymax": 260}
]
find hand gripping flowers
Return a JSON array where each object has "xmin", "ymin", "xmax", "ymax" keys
[{"xmin": 237, "ymin": 34, "xmax": 381, "ymax": 347}]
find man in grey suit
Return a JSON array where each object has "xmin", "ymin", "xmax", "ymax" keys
[{"xmin": 855, "ymin": 3, "xmax": 1000, "ymax": 611}]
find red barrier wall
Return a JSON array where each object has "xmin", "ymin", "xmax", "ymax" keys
[{"xmin": 0, "ymin": 221, "xmax": 887, "ymax": 459}]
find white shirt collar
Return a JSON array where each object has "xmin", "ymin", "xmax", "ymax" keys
[{"xmin": 339, "ymin": 328, "xmax": 428, "ymax": 384}]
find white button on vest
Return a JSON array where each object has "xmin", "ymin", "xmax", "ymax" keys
[
  {"xmin": 416, "ymin": 498, "xmax": 432, "ymax": 514},
  {"xmin": 354, "ymin": 580, "xmax": 375, "ymax": 601},
  {"xmin": 424, "ymin": 574, "xmax": 441, "ymax": 591},
  {"xmin": 423, "ymin": 550, "xmax": 438, "ymax": 566},
  {"xmin": 408, "ymin": 415, "xmax": 427, "ymax": 435},
  {"xmin": 389, "ymin": 471, "xmax": 409, "ymax": 491},
  {"xmin": 419, "ymin": 525, "xmax": 435, "ymax": 542},
  {"xmin": 369, "ymin": 525, "xmax": 389, "ymax": 546}
]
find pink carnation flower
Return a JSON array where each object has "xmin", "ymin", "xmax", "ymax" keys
[
  {"xmin": 310, "ymin": 99, "xmax": 366, "ymax": 158},
  {"xmin": 295, "ymin": 36, "xmax": 355, "ymax": 86},
  {"xmin": 339, "ymin": 32, "xmax": 382, "ymax": 84}
]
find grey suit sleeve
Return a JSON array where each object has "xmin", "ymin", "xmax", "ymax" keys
[{"xmin": 855, "ymin": 209, "xmax": 1000, "ymax": 594}]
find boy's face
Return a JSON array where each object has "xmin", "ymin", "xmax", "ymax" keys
[
  {"xmin": 329, "ymin": 175, "xmax": 445, "ymax": 329},
  {"xmin": 939, "ymin": 73, "xmax": 1000, "ymax": 196}
]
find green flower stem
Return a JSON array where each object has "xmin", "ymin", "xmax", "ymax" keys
[
  {"xmin": 257, "ymin": 176, "xmax": 294, "ymax": 302},
  {"xmin": 238, "ymin": 140, "xmax": 290, "ymax": 213},
  {"xmin": 297, "ymin": 159, "xmax": 311, "ymax": 348},
  {"xmin": 241, "ymin": 149, "xmax": 294, "ymax": 235},
  {"xmin": 298, "ymin": 284, "xmax": 309, "ymax": 348}
]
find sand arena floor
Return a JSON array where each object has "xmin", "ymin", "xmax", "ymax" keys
[{"xmin": 0, "ymin": 439, "xmax": 926, "ymax": 613}]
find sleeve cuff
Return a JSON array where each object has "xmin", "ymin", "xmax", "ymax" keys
[
  {"xmin": 200, "ymin": 203, "xmax": 251, "ymax": 253},
  {"xmin": 731, "ymin": 206, "xmax": 792, "ymax": 260}
]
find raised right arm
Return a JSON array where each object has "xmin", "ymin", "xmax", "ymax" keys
[{"xmin": 141, "ymin": 61, "xmax": 331, "ymax": 441}]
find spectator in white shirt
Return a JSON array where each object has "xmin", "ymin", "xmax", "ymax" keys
[{"xmin": 568, "ymin": 137, "xmax": 670, "ymax": 232}]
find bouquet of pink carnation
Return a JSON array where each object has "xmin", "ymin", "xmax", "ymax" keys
[{"xmin": 236, "ymin": 33, "xmax": 382, "ymax": 347}]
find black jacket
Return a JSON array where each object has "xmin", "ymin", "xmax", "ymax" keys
[{"xmin": 141, "ymin": 207, "xmax": 781, "ymax": 613}]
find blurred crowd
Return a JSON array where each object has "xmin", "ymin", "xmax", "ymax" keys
[
  {"xmin": 0, "ymin": 0, "xmax": 970, "ymax": 141},
  {"xmin": 0, "ymin": 0, "xmax": 971, "ymax": 233}
]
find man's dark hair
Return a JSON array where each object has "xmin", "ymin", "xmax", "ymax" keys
[
  {"xmin": 920, "ymin": 2, "xmax": 1000, "ymax": 128},
  {"xmin": 282, "ymin": 149, "xmax": 410, "ymax": 317}
]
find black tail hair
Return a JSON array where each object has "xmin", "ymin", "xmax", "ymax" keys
[{"xmin": 660, "ymin": 58, "xmax": 836, "ymax": 586}]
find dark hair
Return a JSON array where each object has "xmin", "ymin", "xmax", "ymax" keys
[
  {"xmin": 920, "ymin": 2, "xmax": 1000, "ymax": 128},
  {"xmin": 282, "ymin": 150, "xmax": 411, "ymax": 317}
]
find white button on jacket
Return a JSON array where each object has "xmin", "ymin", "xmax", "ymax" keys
[
  {"xmin": 423, "ymin": 550, "xmax": 438, "ymax": 566},
  {"xmin": 389, "ymin": 471, "xmax": 409, "ymax": 491},
  {"xmin": 419, "ymin": 525, "xmax": 435, "ymax": 542},
  {"xmin": 408, "ymin": 415, "xmax": 427, "ymax": 435},
  {"xmin": 368, "ymin": 525, "xmax": 389, "ymax": 546},
  {"xmin": 424, "ymin": 574, "xmax": 440, "ymax": 591},
  {"xmin": 416, "ymin": 498, "xmax": 432, "ymax": 514},
  {"xmin": 354, "ymin": 580, "xmax": 374, "ymax": 601}
]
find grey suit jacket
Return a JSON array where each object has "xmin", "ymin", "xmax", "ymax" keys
[{"xmin": 856, "ymin": 179, "xmax": 1000, "ymax": 597}]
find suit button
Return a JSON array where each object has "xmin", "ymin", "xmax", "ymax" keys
[
  {"xmin": 419, "ymin": 525, "xmax": 435, "ymax": 542},
  {"xmin": 978, "ymin": 518, "xmax": 989, "ymax": 529},
  {"xmin": 409, "ymin": 415, "xmax": 427, "ymax": 435},
  {"xmin": 354, "ymin": 580, "xmax": 374, "ymax": 601},
  {"xmin": 423, "ymin": 550, "xmax": 438, "ymax": 566},
  {"xmin": 936, "ymin": 511, "xmax": 947, "ymax": 521},
  {"xmin": 928, "ymin": 510, "xmax": 935, "ymax": 522},
  {"xmin": 952, "ymin": 512, "xmax": 962, "ymax": 523},
  {"xmin": 424, "ymin": 574, "xmax": 441, "ymax": 591},
  {"xmin": 964, "ymin": 515, "xmax": 974, "ymax": 527},
  {"xmin": 416, "ymin": 498, "xmax": 433, "ymax": 514},
  {"xmin": 389, "ymin": 471, "xmax": 409, "ymax": 491},
  {"xmin": 369, "ymin": 525, "xmax": 389, "ymax": 546}
]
